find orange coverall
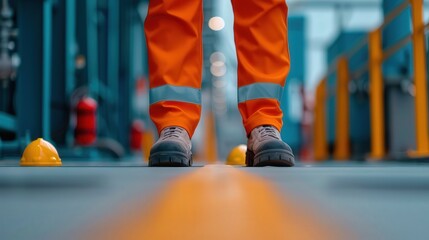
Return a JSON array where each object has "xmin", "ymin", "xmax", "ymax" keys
[{"xmin": 145, "ymin": 0, "xmax": 290, "ymax": 137}]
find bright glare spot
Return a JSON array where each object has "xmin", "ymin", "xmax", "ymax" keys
[
  {"xmin": 212, "ymin": 61, "xmax": 225, "ymax": 67},
  {"xmin": 213, "ymin": 95, "xmax": 226, "ymax": 104},
  {"xmin": 210, "ymin": 52, "xmax": 226, "ymax": 64},
  {"xmin": 213, "ymin": 79, "xmax": 227, "ymax": 89},
  {"xmin": 208, "ymin": 17, "xmax": 225, "ymax": 31},
  {"xmin": 210, "ymin": 62, "xmax": 227, "ymax": 77}
]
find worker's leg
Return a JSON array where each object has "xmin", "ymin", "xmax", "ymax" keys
[
  {"xmin": 232, "ymin": 0, "xmax": 294, "ymax": 166},
  {"xmin": 231, "ymin": 0, "xmax": 290, "ymax": 135},
  {"xmin": 145, "ymin": 0, "xmax": 202, "ymax": 166},
  {"xmin": 144, "ymin": 0, "xmax": 203, "ymax": 138}
]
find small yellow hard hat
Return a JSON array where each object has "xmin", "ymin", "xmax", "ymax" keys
[
  {"xmin": 20, "ymin": 138, "xmax": 62, "ymax": 167},
  {"xmin": 226, "ymin": 144, "xmax": 247, "ymax": 166}
]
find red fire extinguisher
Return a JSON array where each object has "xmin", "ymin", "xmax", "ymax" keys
[
  {"xmin": 75, "ymin": 97, "xmax": 97, "ymax": 146},
  {"xmin": 130, "ymin": 120, "xmax": 144, "ymax": 151}
]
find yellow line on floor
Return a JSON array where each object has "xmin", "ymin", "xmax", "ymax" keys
[{"xmin": 83, "ymin": 165, "xmax": 348, "ymax": 240}]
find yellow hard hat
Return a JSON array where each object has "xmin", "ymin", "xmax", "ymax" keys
[
  {"xmin": 226, "ymin": 144, "xmax": 247, "ymax": 166},
  {"xmin": 20, "ymin": 138, "xmax": 62, "ymax": 167}
]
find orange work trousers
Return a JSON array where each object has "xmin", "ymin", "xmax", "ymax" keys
[{"xmin": 145, "ymin": 0, "xmax": 290, "ymax": 137}]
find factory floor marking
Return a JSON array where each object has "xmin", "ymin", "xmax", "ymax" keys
[{"xmin": 83, "ymin": 165, "xmax": 348, "ymax": 240}]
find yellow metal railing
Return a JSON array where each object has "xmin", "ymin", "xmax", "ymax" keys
[
  {"xmin": 314, "ymin": 79, "xmax": 328, "ymax": 161},
  {"xmin": 334, "ymin": 57, "xmax": 350, "ymax": 160},
  {"xmin": 204, "ymin": 111, "xmax": 218, "ymax": 163},
  {"xmin": 314, "ymin": 0, "xmax": 429, "ymax": 160},
  {"xmin": 368, "ymin": 29, "xmax": 385, "ymax": 159}
]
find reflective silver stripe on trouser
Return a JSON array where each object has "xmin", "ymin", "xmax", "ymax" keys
[
  {"xmin": 238, "ymin": 83, "xmax": 283, "ymax": 103},
  {"xmin": 150, "ymin": 85, "xmax": 201, "ymax": 105}
]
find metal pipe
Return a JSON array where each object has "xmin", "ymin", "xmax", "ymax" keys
[{"xmin": 65, "ymin": 0, "xmax": 76, "ymax": 146}]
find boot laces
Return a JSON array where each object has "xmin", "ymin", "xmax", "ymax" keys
[
  {"xmin": 257, "ymin": 126, "xmax": 279, "ymax": 140},
  {"xmin": 161, "ymin": 127, "xmax": 184, "ymax": 140}
]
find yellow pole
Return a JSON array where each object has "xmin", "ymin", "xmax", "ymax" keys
[
  {"xmin": 334, "ymin": 57, "xmax": 350, "ymax": 160},
  {"xmin": 314, "ymin": 79, "xmax": 329, "ymax": 161},
  {"xmin": 409, "ymin": 0, "xmax": 429, "ymax": 156},
  {"xmin": 368, "ymin": 29, "xmax": 386, "ymax": 159},
  {"xmin": 142, "ymin": 131, "xmax": 155, "ymax": 162},
  {"xmin": 204, "ymin": 111, "xmax": 218, "ymax": 163}
]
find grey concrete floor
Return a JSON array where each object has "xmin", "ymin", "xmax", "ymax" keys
[{"xmin": 0, "ymin": 161, "xmax": 429, "ymax": 240}]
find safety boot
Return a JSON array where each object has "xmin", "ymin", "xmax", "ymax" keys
[
  {"xmin": 149, "ymin": 126, "xmax": 192, "ymax": 167},
  {"xmin": 246, "ymin": 125, "xmax": 295, "ymax": 167}
]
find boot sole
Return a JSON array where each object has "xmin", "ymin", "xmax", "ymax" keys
[
  {"xmin": 246, "ymin": 149, "xmax": 295, "ymax": 167},
  {"xmin": 149, "ymin": 151, "xmax": 192, "ymax": 167}
]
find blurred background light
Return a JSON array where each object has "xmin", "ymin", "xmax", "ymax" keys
[
  {"xmin": 208, "ymin": 16, "xmax": 225, "ymax": 31},
  {"xmin": 210, "ymin": 51, "xmax": 226, "ymax": 64},
  {"xmin": 210, "ymin": 61, "xmax": 227, "ymax": 77},
  {"xmin": 212, "ymin": 78, "xmax": 227, "ymax": 89}
]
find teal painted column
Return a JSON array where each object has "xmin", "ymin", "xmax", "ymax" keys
[
  {"xmin": 107, "ymin": 0, "xmax": 120, "ymax": 138},
  {"xmin": 281, "ymin": 16, "xmax": 306, "ymax": 152},
  {"xmin": 118, "ymin": 0, "xmax": 135, "ymax": 150},
  {"xmin": 17, "ymin": 0, "xmax": 51, "ymax": 140},
  {"xmin": 43, "ymin": 0, "xmax": 53, "ymax": 140},
  {"xmin": 65, "ymin": 0, "xmax": 76, "ymax": 145},
  {"xmin": 48, "ymin": 0, "xmax": 77, "ymax": 145},
  {"xmin": 65, "ymin": 0, "xmax": 76, "ymax": 97},
  {"xmin": 86, "ymin": 0, "xmax": 99, "ymax": 97}
]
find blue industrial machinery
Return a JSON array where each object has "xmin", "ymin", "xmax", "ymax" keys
[
  {"xmin": 280, "ymin": 16, "xmax": 306, "ymax": 154},
  {"xmin": 326, "ymin": 31, "xmax": 371, "ymax": 159},
  {"xmin": 0, "ymin": 0, "xmax": 25, "ymax": 158},
  {"xmin": 320, "ymin": 0, "xmax": 416, "ymax": 158},
  {"xmin": 382, "ymin": 0, "xmax": 413, "ymax": 80},
  {"xmin": 348, "ymin": 38, "xmax": 371, "ymax": 158},
  {"xmin": 0, "ymin": 0, "xmax": 150, "ymax": 160},
  {"xmin": 382, "ymin": 0, "xmax": 416, "ymax": 154}
]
